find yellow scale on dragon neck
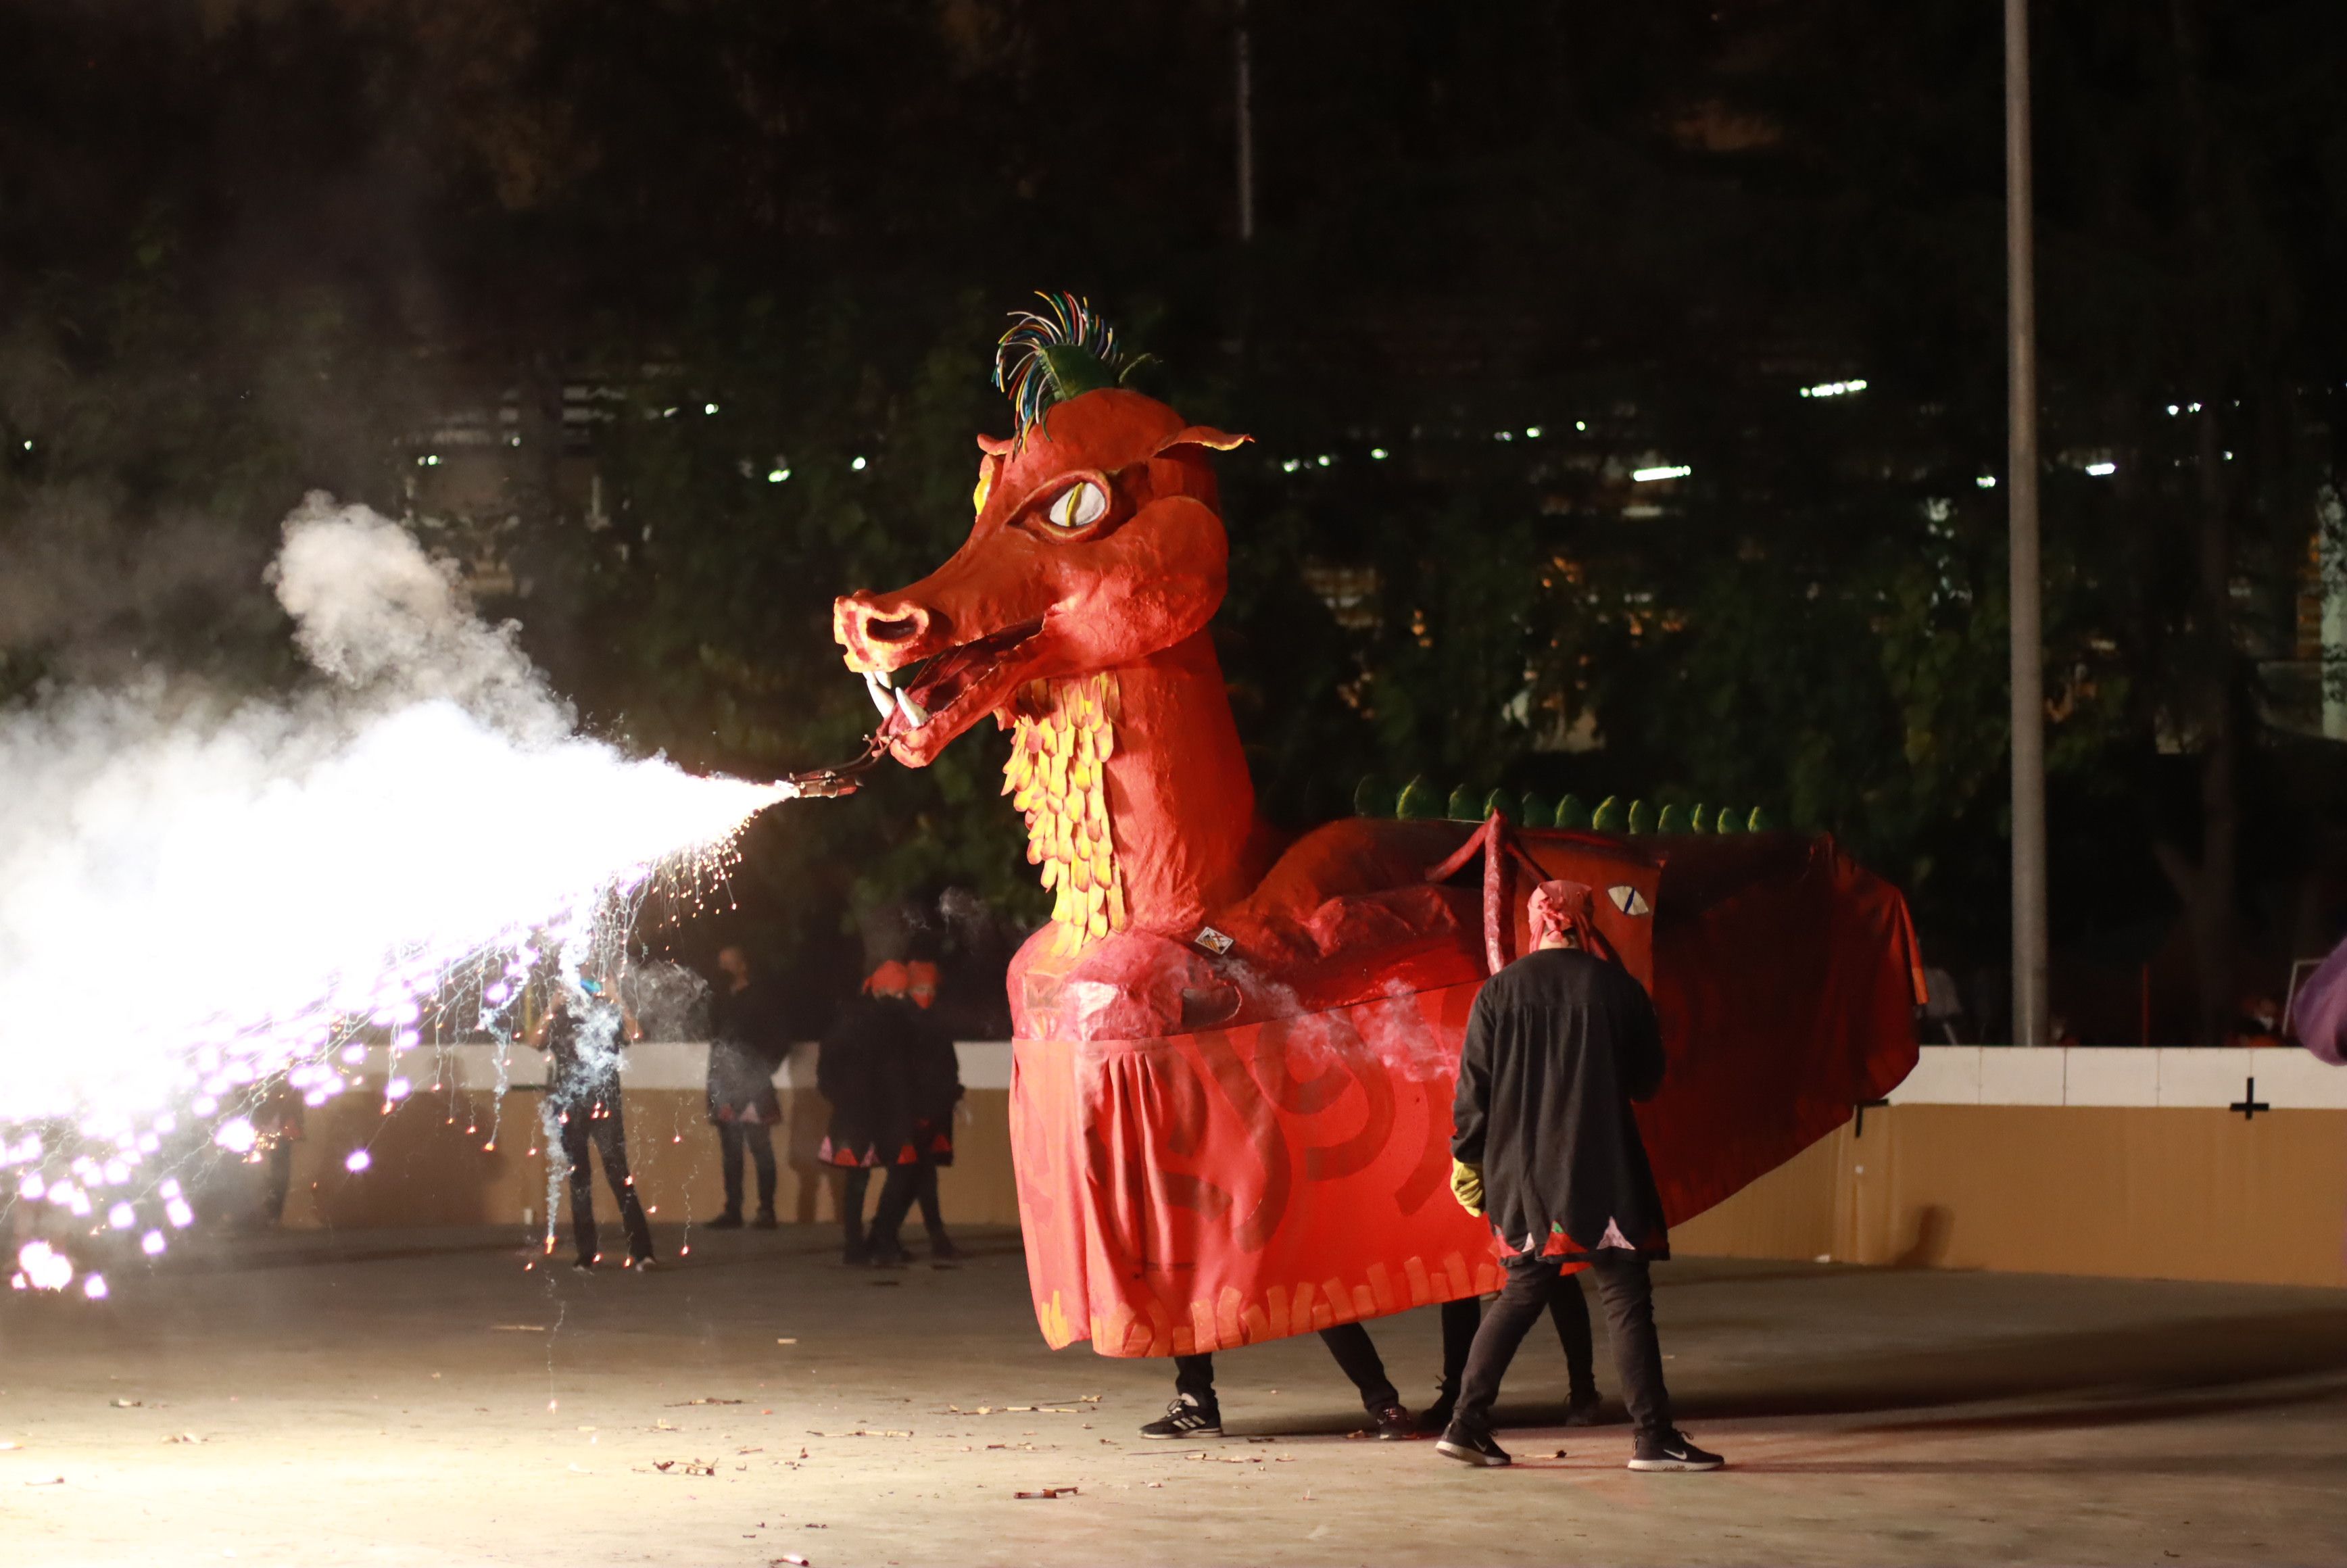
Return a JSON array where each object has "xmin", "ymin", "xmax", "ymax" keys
[{"xmin": 1000, "ymin": 672, "xmax": 1126, "ymax": 956}]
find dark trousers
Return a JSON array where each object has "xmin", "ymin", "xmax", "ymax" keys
[
  {"xmin": 717, "ymin": 1121, "xmax": 777, "ymax": 1219},
  {"xmin": 261, "ymin": 1140, "xmax": 295, "ymax": 1225},
  {"xmin": 1173, "ymin": 1322, "xmax": 1399, "ymax": 1414},
  {"xmin": 1436, "ymin": 1275, "xmax": 1597, "ymax": 1402},
  {"xmin": 840, "ymin": 1163, "xmax": 922, "ymax": 1254},
  {"xmin": 1456, "ymin": 1252, "xmax": 1671, "ymax": 1440},
  {"xmin": 914, "ymin": 1160, "xmax": 950, "ymax": 1242},
  {"xmin": 556, "ymin": 1098, "xmax": 655, "ymax": 1264}
]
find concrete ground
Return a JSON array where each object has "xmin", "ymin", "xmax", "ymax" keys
[{"xmin": 1, "ymin": 1225, "xmax": 2343, "ymax": 1567}]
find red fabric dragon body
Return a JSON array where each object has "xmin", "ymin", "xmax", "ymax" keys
[{"xmin": 832, "ymin": 298, "xmax": 1922, "ymax": 1357}]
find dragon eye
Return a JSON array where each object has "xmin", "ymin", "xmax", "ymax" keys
[
  {"xmin": 1045, "ymin": 481, "xmax": 1109, "ymax": 531},
  {"xmin": 971, "ymin": 461, "xmax": 996, "ymax": 516}
]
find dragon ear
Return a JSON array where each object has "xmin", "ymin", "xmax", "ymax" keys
[{"xmin": 1153, "ymin": 426, "xmax": 1252, "ymax": 456}]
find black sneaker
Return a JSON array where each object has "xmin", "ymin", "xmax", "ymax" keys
[
  {"xmin": 1434, "ymin": 1424, "xmax": 1512, "ymax": 1467},
  {"xmin": 1628, "ymin": 1428, "xmax": 1724, "ymax": 1471},
  {"xmin": 705, "ymin": 1212, "xmax": 744, "ymax": 1230},
  {"xmin": 1370, "ymin": 1402, "xmax": 1416, "ymax": 1440},
  {"xmin": 867, "ymin": 1239, "xmax": 911, "ymax": 1268},
  {"xmin": 1138, "ymin": 1395, "xmax": 1222, "ymax": 1439},
  {"xmin": 753, "ymin": 1211, "xmax": 779, "ymax": 1230},
  {"xmin": 1415, "ymin": 1392, "xmax": 1456, "ymax": 1436},
  {"xmin": 928, "ymin": 1235, "xmax": 963, "ymax": 1262},
  {"xmin": 1564, "ymin": 1390, "xmax": 1605, "ymax": 1426}
]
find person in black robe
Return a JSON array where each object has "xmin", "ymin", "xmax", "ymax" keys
[
  {"xmin": 703, "ymin": 944, "xmax": 788, "ymax": 1229},
  {"xmin": 817, "ymin": 962, "xmax": 960, "ymax": 1266},
  {"xmin": 533, "ymin": 967, "xmax": 656, "ymax": 1271},
  {"xmin": 1435, "ymin": 880, "xmax": 1721, "ymax": 1471},
  {"xmin": 900, "ymin": 959, "xmax": 963, "ymax": 1260}
]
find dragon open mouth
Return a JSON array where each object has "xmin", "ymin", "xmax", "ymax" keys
[{"xmin": 861, "ymin": 618, "xmax": 1044, "ymax": 749}]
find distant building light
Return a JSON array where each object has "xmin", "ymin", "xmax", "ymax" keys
[
  {"xmin": 1977, "ymin": 475, "xmax": 1998, "ymax": 489},
  {"xmin": 1799, "ymin": 378, "xmax": 1869, "ymax": 399},
  {"xmin": 1574, "ymin": 421, "xmax": 1588, "ymax": 432},
  {"xmin": 1370, "ymin": 447, "xmax": 1388, "ymax": 460},
  {"xmin": 1524, "ymin": 426, "xmax": 1543, "ymax": 439},
  {"xmin": 766, "ymin": 467, "xmax": 790, "ymax": 483},
  {"xmin": 850, "ymin": 456, "xmax": 868, "ymax": 472},
  {"xmin": 662, "ymin": 407, "xmax": 679, "ymax": 418},
  {"xmin": 1317, "ymin": 454, "xmax": 1334, "ymax": 467},
  {"xmin": 1281, "ymin": 458, "xmax": 1301, "ymax": 473},
  {"xmin": 345, "ymin": 1149, "xmax": 371, "ymax": 1173},
  {"xmin": 2085, "ymin": 461, "xmax": 2116, "ymax": 477},
  {"xmin": 703, "ymin": 402, "xmax": 719, "ymax": 415},
  {"xmin": 508, "ymin": 435, "xmax": 520, "ymax": 447},
  {"xmin": 1495, "ymin": 431, "xmax": 1514, "ymax": 442},
  {"xmin": 2166, "ymin": 404, "xmax": 2180, "ymax": 416},
  {"xmin": 2187, "ymin": 401, "xmax": 2202, "ymax": 412},
  {"xmin": 1632, "ymin": 464, "xmax": 1692, "ymax": 483}
]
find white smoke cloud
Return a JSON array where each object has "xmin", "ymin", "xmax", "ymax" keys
[{"xmin": 0, "ymin": 495, "xmax": 779, "ymax": 1127}]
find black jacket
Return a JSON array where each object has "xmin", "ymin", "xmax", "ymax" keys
[
  {"xmin": 1451, "ymin": 946, "xmax": 1670, "ymax": 1260},
  {"xmin": 817, "ymin": 997, "xmax": 960, "ymax": 1167},
  {"xmin": 706, "ymin": 980, "xmax": 788, "ymax": 1121},
  {"xmin": 546, "ymin": 998, "xmax": 629, "ymax": 1110}
]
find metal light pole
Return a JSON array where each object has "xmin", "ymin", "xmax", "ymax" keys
[
  {"xmin": 1235, "ymin": 0, "xmax": 1256, "ymax": 243},
  {"xmin": 2006, "ymin": 0, "xmax": 2049, "ymax": 1046}
]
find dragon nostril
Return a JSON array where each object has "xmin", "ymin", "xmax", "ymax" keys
[{"xmin": 867, "ymin": 615, "xmax": 922, "ymax": 643}]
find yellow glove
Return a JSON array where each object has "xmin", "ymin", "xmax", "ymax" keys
[{"xmin": 1450, "ymin": 1158, "xmax": 1484, "ymax": 1216}]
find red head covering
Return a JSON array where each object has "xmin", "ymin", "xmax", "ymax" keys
[
  {"xmin": 1526, "ymin": 880, "xmax": 1618, "ymax": 964},
  {"xmin": 864, "ymin": 960, "xmax": 913, "ymax": 999},
  {"xmin": 905, "ymin": 960, "xmax": 940, "ymax": 1009}
]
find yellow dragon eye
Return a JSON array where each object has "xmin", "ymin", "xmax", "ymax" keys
[{"xmin": 971, "ymin": 462, "xmax": 996, "ymax": 516}]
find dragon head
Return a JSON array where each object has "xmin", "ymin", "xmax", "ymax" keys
[{"xmin": 833, "ymin": 296, "xmax": 1247, "ymax": 768}]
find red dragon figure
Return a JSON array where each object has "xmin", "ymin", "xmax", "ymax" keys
[{"xmin": 830, "ymin": 295, "xmax": 1922, "ymax": 1358}]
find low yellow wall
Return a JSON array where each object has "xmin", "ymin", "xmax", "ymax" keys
[
  {"xmin": 267, "ymin": 1087, "xmax": 1023, "ymax": 1233},
  {"xmin": 1671, "ymin": 1105, "xmax": 2347, "ymax": 1289},
  {"xmin": 264, "ymin": 1090, "xmax": 2347, "ymax": 1290}
]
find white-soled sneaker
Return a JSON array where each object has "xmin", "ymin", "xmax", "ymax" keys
[
  {"xmin": 1139, "ymin": 1394, "xmax": 1222, "ymax": 1439},
  {"xmin": 1628, "ymin": 1428, "xmax": 1724, "ymax": 1471},
  {"xmin": 1435, "ymin": 1424, "xmax": 1513, "ymax": 1467}
]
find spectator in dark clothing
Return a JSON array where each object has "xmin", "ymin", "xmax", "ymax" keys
[
  {"xmin": 704, "ymin": 944, "xmax": 788, "ymax": 1229},
  {"xmin": 532, "ymin": 967, "xmax": 656, "ymax": 1272},
  {"xmin": 900, "ymin": 959, "xmax": 963, "ymax": 1260},
  {"xmin": 819, "ymin": 962, "xmax": 961, "ymax": 1266},
  {"xmin": 2296, "ymin": 931, "xmax": 2347, "ymax": 1065},
  {"xmin": 1436, "ymin": 880, "xmax": 1720, "ymax": 1472}
]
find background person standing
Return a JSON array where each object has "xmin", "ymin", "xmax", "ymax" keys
[
  {"xmin": 818, "ymin": 961, "xmax": 957, "ymax": 1266},
  {"xmin": 533, "ymin": 963, "xmax": 656, "ymax": 1272},
  {"xmin": 901, "ymin": 958, "xmax": 964, "ymax": 1260},
  {"xmin": 704, "ymin": 944, "xmax": 788, "ymax": 1229},
  {"xmin": 1437, "ymin": 879, "xmax": 1720, "ymax": 1472}
]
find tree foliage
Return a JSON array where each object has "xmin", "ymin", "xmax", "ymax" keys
[{"xmin": 3, "ymin": 1, "xmax": 2344, "ymax": 1030}]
